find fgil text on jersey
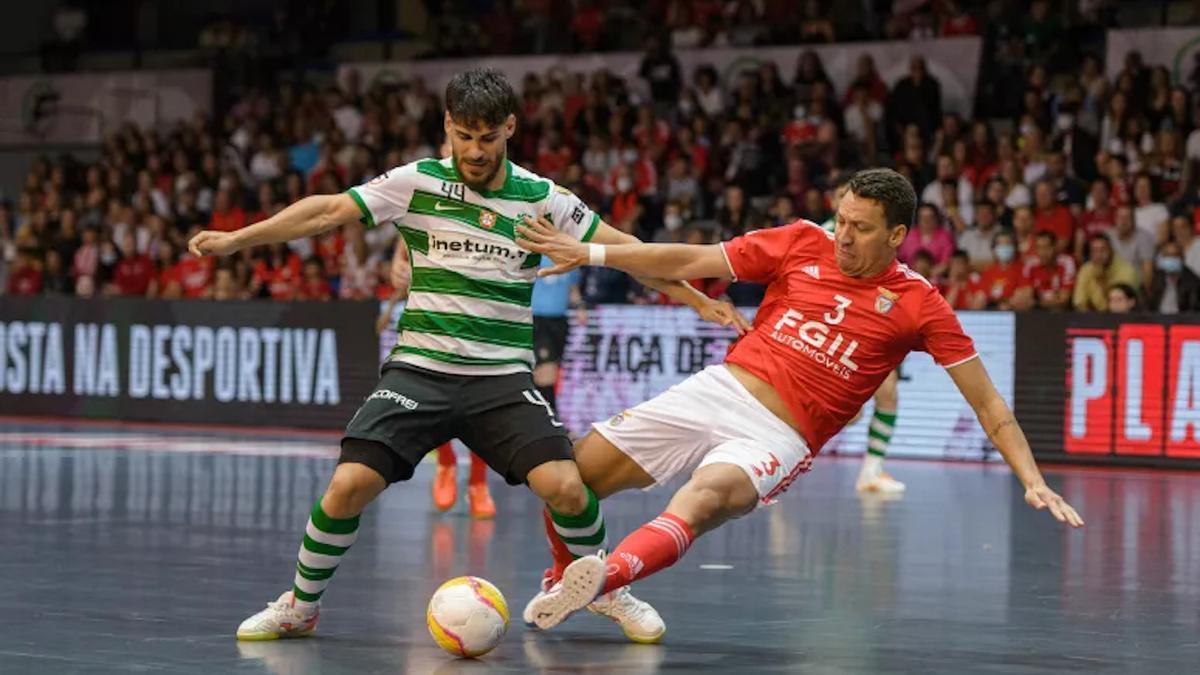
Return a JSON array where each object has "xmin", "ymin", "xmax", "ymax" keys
[{"xmin": 769, "ymin": 308, "xmax": 860, "ymax": 379}]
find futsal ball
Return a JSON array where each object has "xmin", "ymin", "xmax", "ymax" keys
[{"xmin": 426, "ymin": 576, "xmax": 510, "ymax": 658}]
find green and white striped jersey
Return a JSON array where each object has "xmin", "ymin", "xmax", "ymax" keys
[{"xmin": 348, "ymin": 157, "xmax": 600, "ymax": 376}]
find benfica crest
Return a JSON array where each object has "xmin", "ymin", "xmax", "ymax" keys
[
  {"xmin": 875, "ymin": 287, "xmax": 899, "ymax": 314},
  {"xmin": 479, "ymin": 210, "xmax": 497, "ymax": 229}
]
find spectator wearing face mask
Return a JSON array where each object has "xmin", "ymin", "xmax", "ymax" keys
[
  {"xmin": 1146, "ymin": 240, "xmax": 1200, "ymax": 313},
  {"xmin": 1073, "ymin": 234, "xmax": 1139, "ymax": 311},
  {"xmin": 653, "ymin": 202, "xmax": 690, "ymax": 243}
]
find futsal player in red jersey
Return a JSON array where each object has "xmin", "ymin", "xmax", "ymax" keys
[{"xmin": 516, "ymin": 168, "xmax": 1084, "ymax": 632}]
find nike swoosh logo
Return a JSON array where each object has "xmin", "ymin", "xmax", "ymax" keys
[{"xmin": 433, "ymin": 202, "xmax": 463, "ymax": 212}]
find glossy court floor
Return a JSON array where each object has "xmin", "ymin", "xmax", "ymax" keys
[{"xmin": 1, "ymin": 420, "xmax": 1198, "ymax": 674}]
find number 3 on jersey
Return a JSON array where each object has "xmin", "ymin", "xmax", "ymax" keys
[{"xmin": 824, "ymin": 294, "xmax": 851, "ymax": 325}]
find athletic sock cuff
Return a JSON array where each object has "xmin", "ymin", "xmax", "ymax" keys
[
  {"xmin": 311, "ymin": 500, "xmax": 360, "ymax": 534},
  {"xmin": 549, "ymin": 485, "xmax": 600, "ymax": 528}
]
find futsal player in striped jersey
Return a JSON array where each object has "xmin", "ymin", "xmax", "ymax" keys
[{"xmin": 189, "ymin": 68, "xmax": 745, "ymax": 643}]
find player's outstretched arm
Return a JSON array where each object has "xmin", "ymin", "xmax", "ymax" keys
[
  {"xmin": 588, "ymin": 220, "xmax": 750, "ymax": 334},
  {"xmin": 188, "ymin": 194, "xmax": 363, "ymax": 257},
  {"xmin": 518, "ymin": 215, "xmax": 734, "ymax": 282},
  {"xmin": 947, "ymin": 358, "xmax": 1084, "ymax": 528}
]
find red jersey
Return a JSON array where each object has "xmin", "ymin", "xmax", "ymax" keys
[
  {"xmin": 253, "ymin": 255, "xmax": 301, "ymax": 301},
  {"xmin": 7, "ymin": 267, "xmax": 42, "ymax": 296},
  {"xmin": 112, "ymin": 255, "xmax": 155, "ymax": 296},
  {"xmin": 721, "ymin": 221, "xmax": 977, "ymax": 453},
  {"xmin": 940, "ymin": 273, "xmax": 982, "ymax": 310},
  {"xmin": 1078, "ymin": 208, "xmax": 1115, "ymax": 238},
  {"xmin": 173, "ymin": 256, "xmax": 213, "ymax": 299},
  {"xmin": 977, "ymin": 261, "xmax": 1028, "ymax": 304},
  {"xmin": 1023, "ymin": 255, "xmax": 1076, "ymax": 301},
  {"xmin": 1033, "ymin": 205, "xmax": 1075, "ymax": 246},
  {"xmin": 298, "ymin": 278, "xmax": 331, "ymax": 301}
]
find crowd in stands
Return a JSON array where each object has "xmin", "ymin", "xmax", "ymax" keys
[{"xmin": 3, "ymin": 4, "xmax": 1200, "ymax": 314}]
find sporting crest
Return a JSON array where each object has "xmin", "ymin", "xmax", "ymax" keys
[{"xmin": 479, "ymin": 210, "xmax": 497, "ymax": 229}]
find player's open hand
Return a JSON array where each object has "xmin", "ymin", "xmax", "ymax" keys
[
  {"xmin": 1024, "ymin": 482, "xmax": 1084, "ymax": 528},
  {"xmin": 517, "ymin": 215, "xmax": 588, "ymax": 277},
  {"xmin": 697, "ymin": 299, "xmax": 752, "ymax": 336},
  {"xmin": 188, "ymin": 230, "xmax": 241, "ymax": 257}
]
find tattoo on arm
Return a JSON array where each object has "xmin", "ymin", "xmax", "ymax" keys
[{"xmin": 988, "ymin": 418, "xmax": 1018, "ymax": 440}]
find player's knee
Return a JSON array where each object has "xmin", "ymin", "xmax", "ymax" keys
[
  {"xmin": 677, "ymin": 483, "xmax": 740, "ymax": 529},
  {"xmin": 539, "ymin": 473, "xmax": 589, "ymax": 516},
  {"xmin": 323, "ymin": 467, "xmax": 383, "ymax": 517}
]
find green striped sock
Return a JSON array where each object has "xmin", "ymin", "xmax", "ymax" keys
[
  {"xmin": 292, "ymin": 500, "xmax": 360, "ymax": 610},
  {"xmin": 549, "ymin": 486, "xmax": 608, "ymax": 558},
  {"xmin": 867, "ymin": 409, "xmax": 898, "ymax": 458}
]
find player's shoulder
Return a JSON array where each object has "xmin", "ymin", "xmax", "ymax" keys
[
  {"xmin": 745, "ymin": 219, "xmax": 831, "ymax": 240},
  {"xmin": 362, "ymin": 158, "xmax": 429, "ymax": 189},
  {"xmin": 502, "ymin": 161, "xmax": 557, "ymax": 204}
]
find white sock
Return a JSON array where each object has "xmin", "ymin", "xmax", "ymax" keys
[{"xmin": 861, "ymin": 454, "xmax": 883, "ymax": 476}]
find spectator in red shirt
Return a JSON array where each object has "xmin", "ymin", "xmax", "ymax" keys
[
  {"xmin": 208, "ymin": 189, "xmax": 247, "ymax": 233},
  {"xmin": 535, "ymin": 128, "xmax": 573, "ymax": 183},
  {"xmin": 940, "ymin": 249, "xmax": 985, "ymax": 310},
  {"xmin": 148, "ymin": 240, "xmax": 181, "ymax": 299},
  {"xmin": 7, "ymin": 248, "xmax": 43, "ymax": 296},
  {"xmin": 571, "ymin": 1, "xmax": 604, "ymax": 51},
  {"xmin": 251, "ymin": 243, "xmax": 302, "ymax": 301},
  {"xmin": 1023, "ymin": 231, "xmax": 1076, "ymax": 310},
  {"xmin": 298, "ymin": 257, "xmax": 332, "ymax": 301},
  {"xmin": 171, "ymin": 230, "xmax": 214, "ymax": 299},
  {"xmin": 1076, "ymin": 179, "xmax": 1116, "ymax": 257},
  {"xmin": 110, "ymin": 231, "xmax": 154, "ymax": 296},
  {"xmin": 1032, "ymin": 179, "xmax": 1074, "ymax": 254},
  {"xmin": 978, "ymin": 231, "xmax": 1034, "ymax": 310},
  {"xmin": 372, "ymin": 258, "xmax": 395, "ymax": 301},
  {"xmin": 1012, "ymin": 205, "xmax": 1037, "ymax": 263},
  {"xmin": 940, "ymin": 1, "xmax": 979, "ymax": 36}
]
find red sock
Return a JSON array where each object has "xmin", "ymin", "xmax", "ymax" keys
[
  {"xmin": 469, "ymin": 452, "xmax": 488, "ymax": 485},
  {"xmin": 542, "ymin": 508, "xmax": 574, "ymax": 580},
  {"xmin": 436, "ymin": 442, "xmax": 456, "ymax": 467},
  {"xmin": 601, "ymin": 512, "xmax": 695, "ymax": 594}
]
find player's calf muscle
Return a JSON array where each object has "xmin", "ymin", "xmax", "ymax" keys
[{"xmin": 322, "ymin": 464, "xmax": 386, "ymax": 518}]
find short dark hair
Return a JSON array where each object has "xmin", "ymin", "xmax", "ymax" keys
[
  {"xmin": 846, "ymin": 168, "xmax": 917, "ymax": 229},
  {"xmin": 445, "ymin": 69, "xmax": 518, "ymax": 128},
  {"xmin": 1108, "ymin": 282, "xmax": 1138, "ymax": 305},
  {"xmin": 1036, "ymin": 230, "xmax": 1057, "ymax": 245},
  {"xmin": 951, "ymin": 248, "xmax": 969, "ymax": 261}
]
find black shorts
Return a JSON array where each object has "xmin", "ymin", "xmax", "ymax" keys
[
  {"xmin": 533, "ymin": 316, "xmax": 570, "ymax": 366},
  {"xmin": 340, "ymin": 363, "xmax": 572, "ymax": 485}
]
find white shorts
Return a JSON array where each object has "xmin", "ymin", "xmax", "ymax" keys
[{"xmin": 592, "ymin": 365, "xmax": 812, "ymax": 507}]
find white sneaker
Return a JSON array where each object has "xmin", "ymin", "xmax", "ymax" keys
[
  {"xmin": 522, "ymin": 572, "xmax": 555, "ymax": 628},
  {"xmin": 856, "ymin": 468, "xmax": 907, "ymax": 494},
  {"xmin": 588, "ymin": 586, "xmax": 666, "ymax": 644},
  {"xmin": 526, "ymin": 554, "xmax": 607, "ymax": 630},
  {"xmin": 236, "ymin": 591, "xmax": 319, "ymax": 641}
]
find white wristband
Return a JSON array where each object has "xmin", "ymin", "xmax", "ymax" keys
[{"xmin": 588, "ymin": 243, "xmax": 606, "ymax": 266}]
